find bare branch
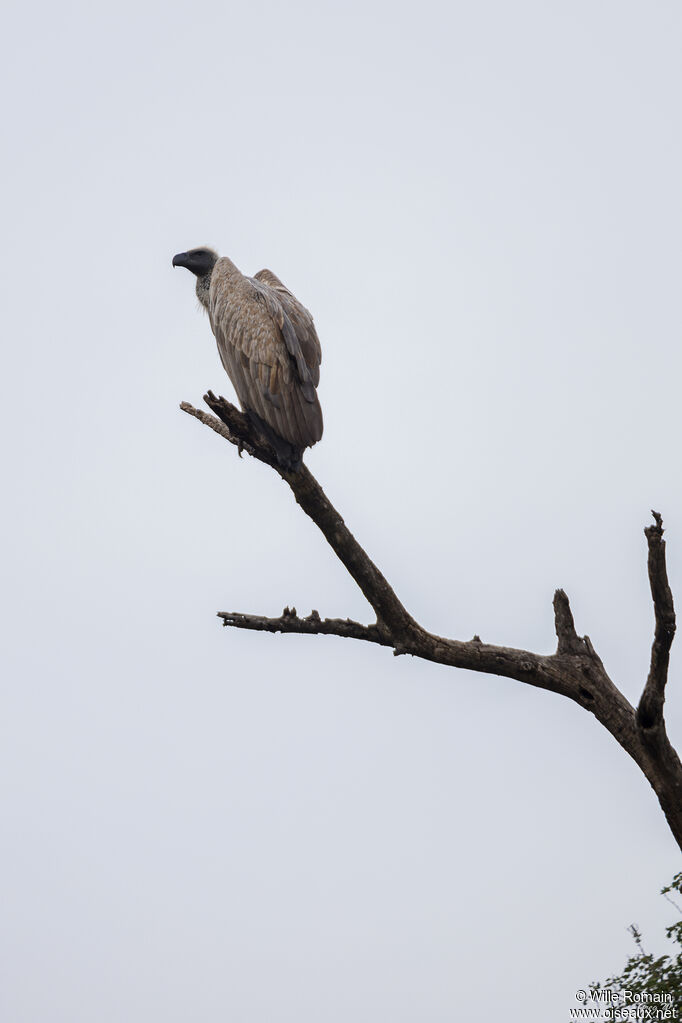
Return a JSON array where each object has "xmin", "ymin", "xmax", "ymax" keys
[
  {"xmin": 218, "ymin": 607, "xmax": 393, "ymax": 646},
  {"xmin": 182, "ymin": 396, "xmax": 682, "ymax": 851},
  {"xmin": 553, "ymin": 589, "xmax": 585, "ymax": 655},
  {"xmin": 192, "ymin": 393, "xmax": 419, "ymax": 639},
  {"xmin": 181, "ymin": 394, "xmax": 281, "ymax": 468},
  {"xmin": 180, "ymin": 401, "xmax": 240, "ymax": 446},
  {"xmin": 638, "ymin": 511, "xmax": 677, "ymax": 730}
]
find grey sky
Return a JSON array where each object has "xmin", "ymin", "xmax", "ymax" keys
[{"xmin": 2, "ymin": 1, "xmax": 681, "ymax": 1019}]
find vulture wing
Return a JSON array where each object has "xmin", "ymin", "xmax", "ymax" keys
[
  {"xmin": 253, "ymin": 268, "xmax": 322, "ymax": 387},
  {"xmin": 208, "ymin": 261, "xmax": 323, "ymax": 454}
]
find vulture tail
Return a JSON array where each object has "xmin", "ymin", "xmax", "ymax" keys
[{"xmin": 245, "ymin": 410, "xmax": 304, "ymax": 471}]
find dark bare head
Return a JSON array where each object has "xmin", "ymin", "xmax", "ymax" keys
[{"xmin": 172, "ymin": 247, "xmax": 218, "ymax": 308}]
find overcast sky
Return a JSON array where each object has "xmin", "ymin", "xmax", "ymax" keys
[{"xmin": 2, "ymin": 1, "xmax": 681, "ymax": 1020}]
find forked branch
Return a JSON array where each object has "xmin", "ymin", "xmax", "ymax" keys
[{"xmin": 181, "ymin": 395, "xmax": 682, "ymax": 851}]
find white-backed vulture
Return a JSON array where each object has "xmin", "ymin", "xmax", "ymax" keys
[{"xmin": 173, "ymin": 247, "xmax": 323, "ymax": 469}]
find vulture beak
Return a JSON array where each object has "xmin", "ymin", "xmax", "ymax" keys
[{"xmin": 172, "ymin": 248, "xmax": 218, "ymax": 276}]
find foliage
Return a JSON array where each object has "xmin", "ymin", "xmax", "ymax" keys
[{"xmin": 588, "ymin": 873, "xmax": 682, "ymax": 1012}]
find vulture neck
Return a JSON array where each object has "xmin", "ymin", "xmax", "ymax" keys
[
  {"xmin": 195, "ymin": 256, "xmax": 241, "ymax": 311},
  {"xmin": 195, "ymin": 272, "xmax": 212, "ymax": 311}
]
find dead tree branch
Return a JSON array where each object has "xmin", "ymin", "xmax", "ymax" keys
[
  {"xmin": 638, "ymin": 511, "xmax": 677, "ymax": 730},
  {"xmin": 218, "ymin": 607, "xmax": 393, "ymax": 646},
  {"xmin": 181, "ymin": 395, "xmax": 682, "ymax": 852}
]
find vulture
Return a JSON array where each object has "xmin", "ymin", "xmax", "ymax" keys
[{"xmin": 173, "ymin": 247, "xmax": 323, "ymax": 469}]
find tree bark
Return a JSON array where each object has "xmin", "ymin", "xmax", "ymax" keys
[{"xmin": 182, "ymin": 393, "xmax": 682, "ymax": 852}]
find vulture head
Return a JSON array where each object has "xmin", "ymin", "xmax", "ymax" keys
[{"xmin": 172, "ymin": 246, "xmax": 218, "ymax": 308}]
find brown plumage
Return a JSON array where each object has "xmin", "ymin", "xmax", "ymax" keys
[{"xmin": 172, "ymin": 247, "xmax": 323, "ymax": 468}]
